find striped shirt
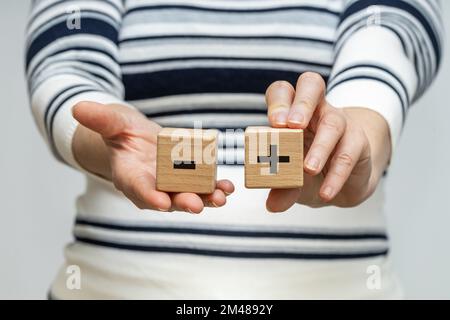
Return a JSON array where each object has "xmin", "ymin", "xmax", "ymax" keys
[{"xmin": 26, "ymin": 0, "xmax": 443, "ymax": 299}]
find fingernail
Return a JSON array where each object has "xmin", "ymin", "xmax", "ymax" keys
[
  {"xmin": 186, "ymin": 208, "xmax": 195, "ymax": 214},
  {"xmin": 306, "ymin": 156, "xmax": 320, "ymax": 171},
  {"xmin": 288, "ymin": 111, "xmax": 304, "ymax": 125},
  {"xmin": 275, "ymin": 112, "xmax": 288, "ymax": 126},
  {"xmin": 272, "ymin": 111, "xmax": 287, "ymax": 126},
  {"xmin": 158, "ymin": 208, "xmax": 169, "ymax": 212},
  {"xmin": 267, "ymin": 207, "xmax": 275, "ymax": 213},
  {"xmin": 322, "ymin": 186, "xmax": 334, "ymax": 199},
  {"xmin": 211, "ymin": 202, "xmax": 219, "ymax": 208}
]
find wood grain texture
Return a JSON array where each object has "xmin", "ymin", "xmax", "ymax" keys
[
  {"xmin": 245, "ymin": 126, "xmax": 303, "ymax": 189},
  {"xmin": 156, "ymin": 128, "xmax": 218, "ymax": 194}
]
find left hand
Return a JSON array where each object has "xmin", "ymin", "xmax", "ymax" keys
[{"xmin": 264, "ymin": 72, "xmax": 391, "ymax": 211}]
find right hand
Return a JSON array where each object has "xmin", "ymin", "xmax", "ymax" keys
[{"xmin": 72, "ymin": 101, "xmax": 234, "ymax": 214}]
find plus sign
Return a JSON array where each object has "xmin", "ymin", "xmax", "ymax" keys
[{"xmin": 257, "ymin": 144, "xmax": 290, "ymax": 174}]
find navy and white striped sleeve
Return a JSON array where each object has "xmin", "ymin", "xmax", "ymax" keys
[
  {"xmin": 327, "ymin": 0, "xmax": 444, "ymax": 150},
  {"xmin": 26, "ymin": 0, "xmax": 127, "ymax": 169}
]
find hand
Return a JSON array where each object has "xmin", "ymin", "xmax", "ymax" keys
[
  {"xmin": 72, "ymin": 102, "xmax": 234, "ymax": 213},
  {"xmin": 265, "ymin": 72, "xmax": 391, "ymax": 211}
]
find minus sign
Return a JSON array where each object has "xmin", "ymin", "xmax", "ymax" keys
[{"xmin": 173, "ymin": 161, "xmax": 196, "ymax": 169}]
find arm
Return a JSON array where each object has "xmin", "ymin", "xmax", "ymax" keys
[
  {"xmin": 26, "ymin": 0, "xmax": 126, "ymax": 169},
  {"xmin": 26, "ymin": 0, "xmax": 234, "ymax": 213},
  {"xmin": 327, "ymin": 0, "xmax": 444, "ymax": 152},
  {"xmin": 265, "ymin": 0, "xmax": 444, "ymax": 211}
]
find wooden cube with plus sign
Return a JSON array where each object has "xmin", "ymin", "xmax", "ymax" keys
[
  {"xmin": 156, "ymin": 128, "xmax": 218, "ymax": 194},
  {"xmin": 245, "ymin": 126, "xmax": 303, "ymax": 189}
]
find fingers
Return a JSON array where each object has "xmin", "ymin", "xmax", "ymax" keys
[
  {"xmin": 169, "ymin": 189, "xmax": 229, "ymax": 214},
  {"xmin": 123, "ymin": 176, "xmax": 205, "ymax": 214},
  {"xmin": 200, "ymin": 189, "xmax": 227, "ymax": 208},
  {"xmin": 319, "ymin": 128, "xmax": 370, "ymax": 202},
  {"xmin": 72, "ymin": 101, "xmax": 129, "ymax": 139},
  {"xmin": 123, "ymin": 176, "xmax": 235, "ymax": 214},
  {"xmin": 170, "ymin": 192, "xmax": 205, "ymax": 214},
  {"xmin": 266, "ymin": 81, "xmax": 295, "ymax": 127},
  {"xmin": 265, "ymin": 73, "xmax": 326, "ymax": 129},
  {"xmin": 171, "ymin": 180, "xmax": 235, "ymax": 213},
  {"xmin": 288, "ymin": 72, "xmax": 326, "ymax": 129},
  {"xmin": 266, "ymin": 188, "xmax": 300, "ymax": 213},
  {"xmin": 304, "ymin": 106, "xmax": 347, "ymax": 175},
  {"xmin": 120, "ymin": 173, "xmax": 172, "ymax": 211},
  {"xmin": 216, "ymin": 179, "xmax": 235, "ymax": 195}
]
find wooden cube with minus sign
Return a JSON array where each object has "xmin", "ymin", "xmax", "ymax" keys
[
  {"xmin": 245, "ymin": 126, "xmax": 303, "ymax": 189},
  {"xmin": 156, "ymin": 128, "xmax": 218, "ymax": 194}
]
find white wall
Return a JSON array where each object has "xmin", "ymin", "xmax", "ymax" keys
[
  {"xmin": 0, "ymin": 0, "xmax": 84, "ymax": 299},
  {"xmin": 0, "ymin": 0, "xmax": 448, "ymax": 299},
  {"xmin": 385, "ymin": 11, "xmax": 450, "ymax": 298}
]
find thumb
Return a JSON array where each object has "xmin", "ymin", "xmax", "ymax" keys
[{"xmin": 72, "ymin": 101, "xmax": 128, "ymax": 139}]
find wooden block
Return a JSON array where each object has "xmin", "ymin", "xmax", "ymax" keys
[
  {"xmin": 156, "ymin": 128, "xmax": 218, "ymax": 194},
  {"xmin": 245, "ymin": 126, "xmax": 303, "ymax": 189}
]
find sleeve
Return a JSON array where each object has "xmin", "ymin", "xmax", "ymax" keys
[
  {"xmin": 326, "ymin": 0, "xmax": 444, "ymax": 151},
  {"xmin": 25, "ymin": 0, "xmax": 128, "ymax": 170}
]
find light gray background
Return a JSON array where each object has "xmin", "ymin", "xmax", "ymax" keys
[{"xmin": 0, "ymin": 1, "xmax": 449, "ymax": 299}]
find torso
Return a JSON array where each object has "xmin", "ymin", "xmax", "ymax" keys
[
  {"xmin": 50, "ymin": 0, "xmax": 402, "ymax": 299},
  {"xmin": 118, "ymin": 0, "xmax": 340, "ymax": 131}
]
